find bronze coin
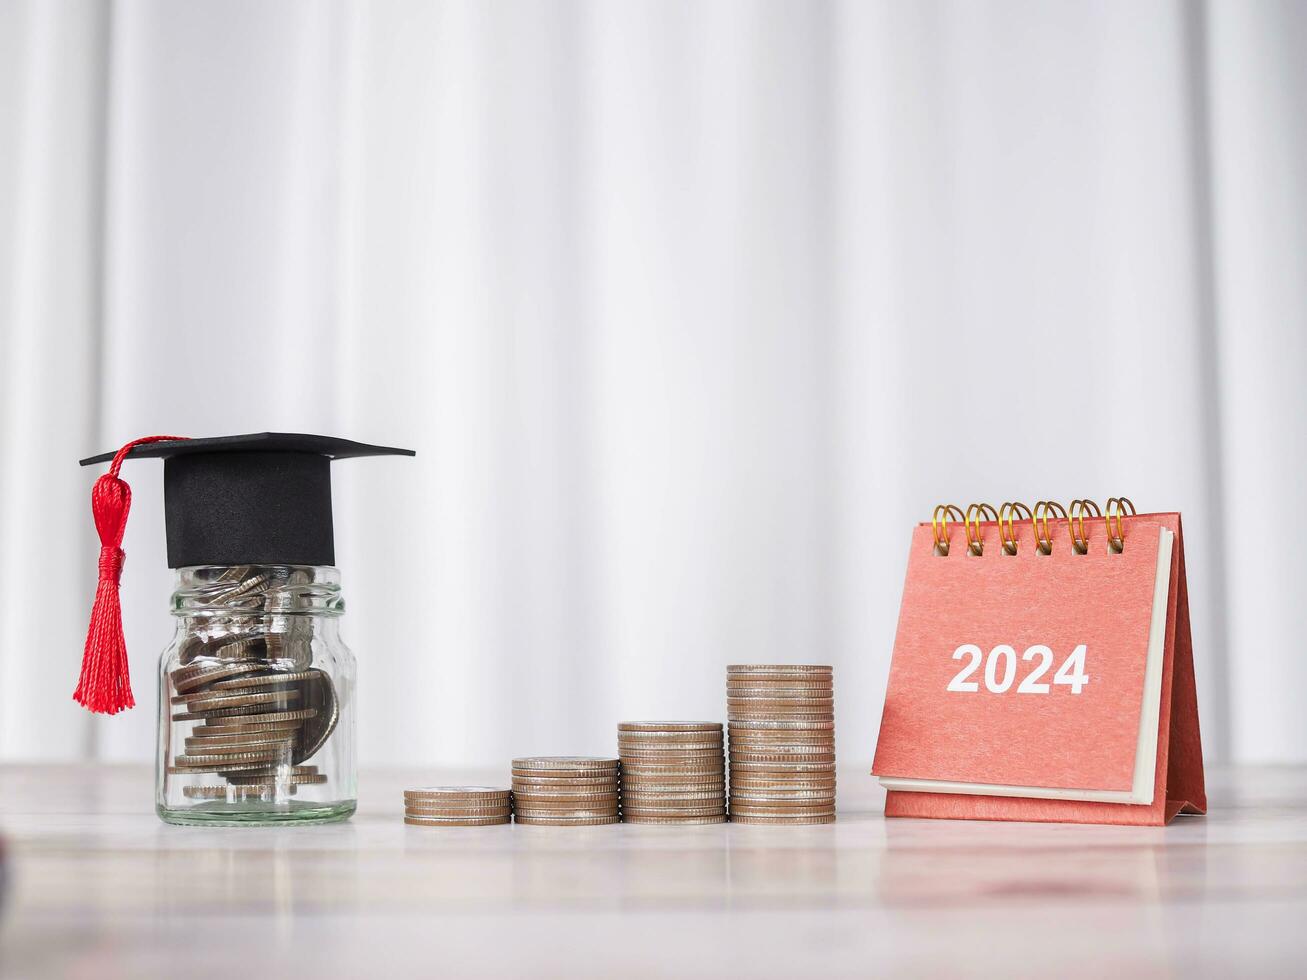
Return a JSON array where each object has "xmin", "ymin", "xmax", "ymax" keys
[
  {"xmin": 728, "ymin": 813, "xmax": 836, "ymax": 825},
  {"xmin": 622, "ymin": 814, "xmax": 727, "ymax": 825},
  {"xmin": 405, "ymin": 805, "xmax": 513, "ymax": 817},
  {"xmin": 622, "ymin": 805, "xmax": 725, "ymax": 818},
  {"xmin": 511, "ymin": 757, "xmax": 619, "ymax": 770},
  {"xmin": 729, "ymin": 804, "xmax": 836, "ymax": 817},
  {"xmin": 513, "ymin": 815, "xmax": 621, "ymax": 826},
  {"xmin": 171, "ymin": 662, "xmax": 265, "ymax": 694},
  {"xmin": 511, "ymin": 797, "xmax": 620, "ymax": 809},
  {"xmin": 405, "ymin": 815, "xmax": 512, "ymax": 827},
  {"xmin": 513, "ymin": 808, "xmax": 620, "ymax": 819},
  {"xmin": 728, "ymin": 760, "xmax": 836, "ymax": 773}
]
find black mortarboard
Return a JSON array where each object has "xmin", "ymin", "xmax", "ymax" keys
[{"xmin": 79, "ymin": 433, "xmax": 414, "ymax": 568}]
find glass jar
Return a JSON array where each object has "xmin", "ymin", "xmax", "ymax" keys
[{"xmin": 156, "ymin": 564, "xmax": 356, "ymax": 825}]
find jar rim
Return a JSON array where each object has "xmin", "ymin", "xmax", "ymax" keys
[{"xmin": 171, "ymin": 564, "xmax": 344, "ymax": 617}]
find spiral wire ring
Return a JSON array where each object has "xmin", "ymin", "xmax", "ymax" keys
[
  {"xmin": 1069, "ymin": 499, "xmax": 1102, "ymax": 554},
  {"xmin": 999, "ymin": 501, "xmax": 1032, "ymax": 555},
  {"xmin": 963, "ymin": 503, "xmax": 998, "ymax": 556},
  {"xmin": 932, "ymin": 504, "xmax": 964, "ymax": 556},
  {"xmin": 1032, "ymin": 500, "xmax": 1067, "ymax": 555},
  {"xmin": 1105, "ymin": 496, "xmax": 1136, "ymax": 553}
]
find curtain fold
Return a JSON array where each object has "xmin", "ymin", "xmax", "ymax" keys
[{"xmin": 2, "ymin": 0, "xmax": 1304, "ymax": 766}]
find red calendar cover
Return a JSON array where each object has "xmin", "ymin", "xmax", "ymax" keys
[{"xmin": 872, "ymin": 503, "xmax": 1205, "ymax": 826}]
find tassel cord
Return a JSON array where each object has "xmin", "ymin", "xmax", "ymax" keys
[{"xmin": 74, "ymin": 435, "xmax": 187, "ymax": 714}]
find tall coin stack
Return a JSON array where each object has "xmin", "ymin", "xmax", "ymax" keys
[
  {"xmin": 618, "ymin": 722, "xmax": 727, "ymax": 824},
  {"xmin": 170, "ymin": 662, "xmax": 335, "ymax": 797},
  {"xmin": 403, "ymin": 786, "xmax": 513, "ymax": 826},
  {"xmin": 726, "ymin": 665, "xmax": 836, "ymax": 824},
  {"xmin": 511, "ymin": 757, "xmax": 622, "ymax": 825}
]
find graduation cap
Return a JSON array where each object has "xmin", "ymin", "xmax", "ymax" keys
[{"xmin": 76, "ymin": 433, "xmax": 414, "ymax": 715}]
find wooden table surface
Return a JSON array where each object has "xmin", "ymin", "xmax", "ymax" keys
[{"xmin": 0, "ymin": 764, "xmax": 1304, "ymax": 978}]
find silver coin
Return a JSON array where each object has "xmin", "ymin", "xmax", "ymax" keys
[
  {"xmin": 622, "ymin": 805, "xmax": 725, "ymax": 817},
  {"xmin": 213, "ymin": 637, "xmax": 268, "ymax": 661},
  {"xmin": 728, "ymin": 803, "xmax": 837, "ymax": 816},
  {"xmin": 728, "ymin": 720, "xmax": 834, "ymax": 731},
  {"xmin": 617, "ymin": 722, "xmax": 723, "ymax": 732},
  {"xmin": 174, "ymin": 748, "xmax": 289, "ymax": 767},
  {"xmin": 511, "ymin": 775, "xmax": 619, "ymax": 787},
  {"xmin": 728, "ymin": 760, "xmax": 836, "ymax": 773},
  {"xmin": 621, "ymin": 792, "xmax": 726, "ymax": 803},
  {"xmin": 512, "ymin": 797, "xmax": 621, "ymax": 810},
  {"xmin": 182, "ymin": 735, "xmax": 297, "ymax": 754},
  {"xmin": 179, "ymin": 707, "xmax": 319, "ymax": 725},
  {"xmin": 263, "ymin": 619, "xmax": 314, "ymax": 669},
  {"xmin": 729, "ymin": 791, "xmax": 836, "ymax": 803},
  {"xmin": 512, "ymin": 807, "xmax": 621, "ymax": 819},
  {"xmin": 191, "ymin": 720, "xmax": 305, "ymax": 738},
  {"xmin": 291, "ymin": 669, "xmax": 338, "ymax": 765},
  {"xmin": 512, "ymin": 788, "xmax": 622, "ymax": 801},
  {"xmin": 512, "ymin": 757, "xmax": 620, "ymax": 770},
  {"xmin": 513, "ymin": 815, "xmax": 621, "ymax": 826},
  {"xmin": 210, "ymin": 669, "xmax": 320, "ymax": 692},
  {"xmin": 171, "ymin": 686, "xmax": 299, "ymax": 707},
  {"xmin": 729, "ymin": 778, "xmax": 837, "ymax": 790},
  {"xmin": 167, "ymin": 760, "xmax": 286, "ymax": 775},
  {"xmin": 182, "ymin": 783, "xmax": 298, "ymax": 800},
  {"xmin": 623, "ymin": 814, "xmax": 728, "ymax": 825},
  {"xmin": 619, "ymin": 778, "xmax": 731, "ymax": 789},
  {"xmin": 211, "ymin": 569, "xmax": 273, "ymax": 602},
  {"xmin": 404, "ymin": 815, "xmax": 512, "ymax": 827},
  {"xmin": 404, "ymin": 786, "xmax": 512, "ymax": 800},
  {"xmin": 171, "ymin": 689, "xmax": 302, "ymax": 712},
  {"xmin": 728, "ymin": 813, "xmax": 836, "ymax": 825},
  {"xmin": 405, "ymin": 805, "xmax": 514, "ymax": 817},
  {"xmin": 225, "ymin": 772, "xmax": 329, "ymax": 786},
  {"xmin": 171, "ymin": 661, "xmax": 265, "ymax": 694}
]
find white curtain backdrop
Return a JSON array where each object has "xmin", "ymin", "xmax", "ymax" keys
[{"xmin": 2, "ymin": 0, "xmax": 1304, "ymax": 769}]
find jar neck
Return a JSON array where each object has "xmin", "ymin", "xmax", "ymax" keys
[{"xmin": 171, "ymin": 565, "xmax": 344, "ymax": 623}]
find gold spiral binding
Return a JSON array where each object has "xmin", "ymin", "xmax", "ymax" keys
[
  {"xmin": 1068, "ymin": 498, "xmax": 1102, "ymax": 554},
  {"xmin": 1032, "ymin": 500, "xmax": 1066, "ymax": 555},
  {"xmin": 999, "ymin": 501, "xmax": 1032, "ymax": 555},
  {"xmin": 931, "ymin": 504, "xmax": 964, "ymax": 556},
  {"xmin": 1105, "ymin": 496, "xmax": 1136, "ymax": 553},
  {"xmin": 965, "ymin": 503, "xmax": 998, "ymax": 556}
]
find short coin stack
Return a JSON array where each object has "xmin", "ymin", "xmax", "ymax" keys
[
  {"xmin": 618, "ymin": 722, "xmax": 727, "ymax": 824},
  {"xmin": 511, "ymin": 757, "xmax": 621, "ymax": 825},
  {"xmin": 727, "ymin": 665, "xmax": 836, "ymax": 824},
  {"xmin": 403, "ymin": 786, "xmax": 513, "ymax": 826}
]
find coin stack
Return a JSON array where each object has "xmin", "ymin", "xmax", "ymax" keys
[
  {"xmin": 511, "ymin": 757, "xmax": 621, "ymax": 826},
  {"xmin": 618, "ymin": 722, "xmax": 727, "ymax": 825},
  {"xmin": 726, "ymin": 664, "xmax": 836, "ymax": 824},
  {"xmin": 167, "ymin": 569, "xmax": 339, "ymax": 801},
  {"xmin": 403, "ymin": 786, "xmax": 513, "ymax": 826}
]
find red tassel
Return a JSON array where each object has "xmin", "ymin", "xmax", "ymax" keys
[{"xmin": 75, "ymin": 435, "xmax": 187, "ymax": 714}]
